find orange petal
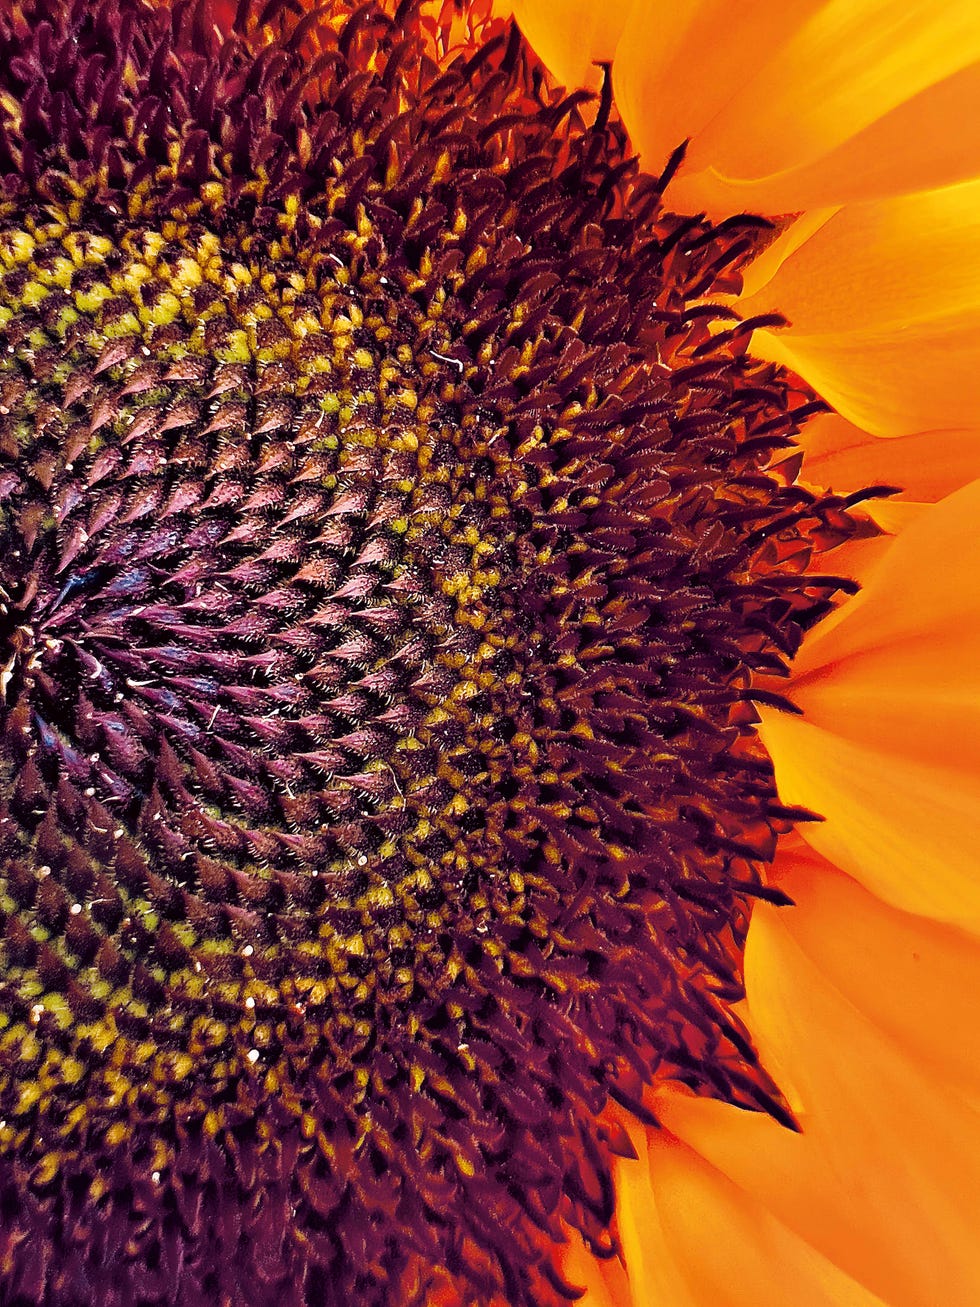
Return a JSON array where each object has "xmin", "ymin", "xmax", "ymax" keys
[
  {"xmin": 754, "ymin": 317, "xmax": 980, "ymax": 438},
  {"xmin": 608, "ymin": 1118, "xmax": 890, "ymax": 1307},
  {"xmin": 770, "ymin": 852, "xmax": 980, "ymax": 1101},
  {"xmin": 814, "ymin": 531, "xmax": 897, "ymax": 593},
  {"xmin": 559, "ymin": 1230, "xmax": 631, "ymax": 1307},
  {"xmin": 676, "ymin": 65, "xmax": 980, "ymax": 216},
  {"xmin": 509, "ymin": 0, "xmax": 631, "ymax": 91},
  {"xmin": 738, "ymin": 206, "xmax": 838, "ymax": 300},
  {"xmin": 741, "ymin": 181, "xmax": 980, "ymax": 436},
  {"xmin": 759, "ymin": 482, "xmax": 980, "ymax": 924},
  {"xmin": 791, "ymin": 478, "xmax": 980, "ymax": 673},
  {"xmin": 612, "ymin": 2, "xmax": 980, "ymax": 215},
  {"xmin": 799, "ymin": 414, "xmax": 980, "ymax": 501},
  {"xmin": 743, "ymin": 182, "xmax": 980, "ymax": 334},
  {"xmin": 857, "ymin": 497, "xmax": 928, "ymax": 536},
  {"xmin": 612, "ymin": 0, "xmax": 830, "ymax": 188},
  {"xmin": 656, "ymin": 887, "xmax": 980, "ymax": 1307},
  {"xmin": 758, "ymin": 709, "xmax": 980, "ymax": 928}
]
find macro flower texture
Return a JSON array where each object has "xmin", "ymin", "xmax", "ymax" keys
[{"xmin": 0, "ymin": 0, "xmax": 976, "ymax": 1303}]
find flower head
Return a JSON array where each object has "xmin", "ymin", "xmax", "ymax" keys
[{"xmin": 1, "ymin": 1, "xmax": 978, "ymax": 1305}]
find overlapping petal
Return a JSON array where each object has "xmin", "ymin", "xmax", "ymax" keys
[
  {"xmin": 506, "ymin": 0, "xmax": 630, "ymax": 90},
  {"xmin": 798, "ymin": 414, "xmax": 980, "ymax": 503},
  {"xmin": 767, "ymin": 853, "xmax": 980, "ymax": 1103},
  {"xmin": 740, "ymin": 180, "xmax": 980, "ymax": 436},
  {"xmin": 652, "ymin": 856, "xmax": 980, "ymax": 1307},
  {"xmin": 616, "ymin": 1124, "xmax": 891, "ymax": 1307},
  {"xmin": 616, "ymin": 0, "xmax": 980, "ymax": 214},
  {"xmin": 508, "ymin": 1, "xmax": 980, "ymax": 215},
  {"xmin": 563, "ymin": 1113, "xmax": 893, "ymax": 1307},
  {"xmin": 760, "ymin": 480, "xmax": 980, "ymax": 929}
]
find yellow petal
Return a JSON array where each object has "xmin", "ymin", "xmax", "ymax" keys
[
  {"xmin": 756, "ymin": 317, "xmax": 980, "ymax": 438},
  {"xmin": 656, "ymin": 890, "xmax": 980, "ymax": 1307},
  {"xmin": 799, "ymin": 413, "xmax": 980, "ymax": 501},
  {"xmin": 738, "ymin": 206, "xmax": 838, "ymax": 300},
  {"xmin": 612, "ymin": 1, "xmax": 980, "ymax": 215},
  {"xmin": 741, "ymin": 180, "xmax": 980, "ymax": 435},
  {"xmin": 815, "ymin": 532, "xmax": 897, "ymax": 593},
  {"xmin": 613, "ymin": 0, "xmax": 831, "ymax": 188},
  {"xmin": 744, "ymin": 182, "xmax": 980, "ymax": 333},
  {"xmin": 508, "ymin": 0, "xmax": 631, "ymax": 91},
  {"xmin": 858, "ymin": 498, "xmax": 928, "ymax": 535},
  {"xmin": 606, "ymin": 1119, "xmax": 702, "ymax": 1307}
]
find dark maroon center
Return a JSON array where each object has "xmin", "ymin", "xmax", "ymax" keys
[{"xmin": 0, "ymin": 3, "xmax": 860, "ymax": 1304}]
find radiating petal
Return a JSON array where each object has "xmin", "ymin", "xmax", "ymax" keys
[
  {"xmin": 758, "ymin": 711, "xmax": 980, "ymax": 928},
  {"xmin": 741, "ymin": 181, "xmax": 980, "ymax": 435},
  {"xmin": 656, "ymin": 892, "xmax": 980, "ymax": 1307},
  {"xmin": 815, "ymin": 531, "xmax": 897, "ymax": 593},
  {"xmin": 756, "ymin": 320, "xmax": 980, "ymax": 438},
  {"xmin": 770, "ymin": 854, "xmax": 980, "ymax": 1102},
  {"xmin": 674, "ymin": 64, "xmax": 980, "ymax": 215},
  {"xmin": 791, "ymin": 478, "xmax": 980, "ymax": 673},
  {"xmin": 645, "ymin": 1139, "xmax": 895, "ymax": 1307},
  {"xmin": 757, "ymin": 482, "xmax": 980, "ymax": 924},
  {"xmin": 857, "ymin": 498, "xmax": 927, "ymax": 535},
  {"xmin": 799, "ymin": 414, "xmax": 980, "ymax": 501},
  {"xmin": 743, "ymin": 182, "xmax": 980, "ymax": 333},
  {"xmin": 560, "ymin": 1230, "xmax": 633, "ymax": 1307},
  {"xmin": 508, "ymin": 0, "xmax": 631, "ymax": 91},
  {"xmin": 738, "ymin": 207, "xmax": 838, "ymax": 299},
  {"xmin": 604, "ymin": 1125, "xmax": 702, "ymax": 1307},
  {"xmin": 604, "ymin": 1117, "xmax": 891, "ymax": 1307},
  {"xmin": 613, "ymin": 0, "xmax": 831, "ymax": 182},
  {"xmin": 613, "ymin": 1, "xmax": 980, "ymax": 214}
]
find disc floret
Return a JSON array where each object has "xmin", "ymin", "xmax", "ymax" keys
[{"xmin": 0, "ymin": 3, "xmax": 859, "ymax": 1303}]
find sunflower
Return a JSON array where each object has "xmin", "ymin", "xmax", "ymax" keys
[{"xmin": 0, "ymin": 1, "xmax": 975, "ymax": 1305}]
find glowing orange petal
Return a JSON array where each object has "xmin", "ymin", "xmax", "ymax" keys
[
  {"xmin": 609, "ymin": 1121, "xmax": 890, "ymax": 1307},
  {"xmin": 741, "ymin": 181, "xmax": 980, "ymax": 435},
  {"xmin": 759, "ymin": 710, "xmax": 980, "ymax": 928},
  {"xmin": 755, "ymin": 318, "xmax": 980, "ymax": 438},
  {"xmin": 760, "ymin": 481, "xmax": 980, "ymax": 925},
  {"xmin": 656, "ymin": 891, "xmax": 980, "ymax": 1307},
  {"xmin": 675, "ymin": 66, "xmax": 980, "ymax": 215},
  {"xmin": 606, "ymin": 1117, "xmax": 702, "ymax": 1307},
  {"xmin": 644, "ymin": 1141, "xmax": 894, "ymax": 1307},
  {"xmin": 612, "ymin": 0, "xmax": 828, "ymax": 187},
  {"xmin": 792, "ymin": 478, "xmax": 980, "ymax": 673},
  {"xmin": 816, "ymin": 532, "xmax": 896, "ymax": 593},
  {"xmin": 560, "ymin": 1230, "xmax": 631, "ymax": 1307},
  {"xmin": 858, "ymin": 497, "xmax": 928, "ymax": 535},
  {"xmin": 612, "ymin": 2, "xmax": 980, "ymax": 215},
  {"xmin": 508, "ymin": 0, "xmax": 630, "ymax": 91},
  {"xmin": 743, "ymin": 182, "xmax": 980, "ymax": 334},
  {"xmin": 771, "ymin": 853, "xmax": 980, "ymax": 1100},
  {"xmin": 677, "ymin": 32, "xmax": 980, "ymax": 215},
  {"xmin": 738, "ymin": 206, "xmax": 838, "ymax": 300},
  {"xmin": 799, "ymin": 413, "xmax": 980, "ymax": 501}
]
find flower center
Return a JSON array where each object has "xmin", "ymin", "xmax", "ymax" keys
[{"xmin": 0, "ymin": 2, "xmax": 858, "ymax": 1303}]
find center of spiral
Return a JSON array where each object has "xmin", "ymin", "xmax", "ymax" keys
[{"xmin": 0, "ymin": 219, "xmax": 544, "ymax": 940}]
